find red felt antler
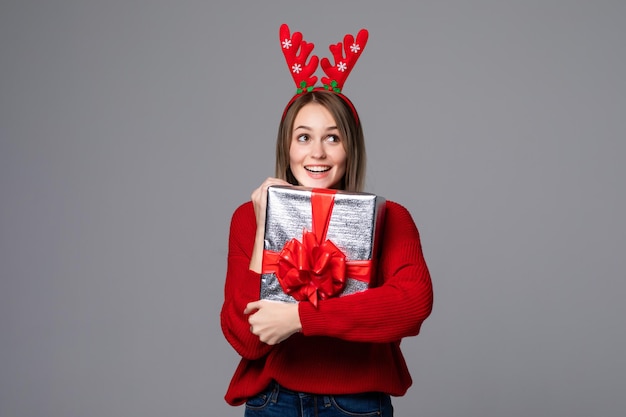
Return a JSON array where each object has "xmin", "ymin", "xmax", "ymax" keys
[
  {"xmin": 320, "ymin": 29, "xmax": 369, "ymax": 93},
  {"xmin": 279, "ymin": 24, "xmax": 319, "ymax": 94}
]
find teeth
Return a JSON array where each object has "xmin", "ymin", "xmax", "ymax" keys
[{"xmin": 305, "ymin": 166, "xmax": 331, "ymax": 173}]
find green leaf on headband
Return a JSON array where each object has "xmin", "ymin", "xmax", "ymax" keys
[{"xmin": 326, "ymin": 80, "xmax": 341, "ymax": 93}]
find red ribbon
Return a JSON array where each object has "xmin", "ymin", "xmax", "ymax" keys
[{"xmin": 263, "ymin": 189, "xmax": 372, "ymax": 307}]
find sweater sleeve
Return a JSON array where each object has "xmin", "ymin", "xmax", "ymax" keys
[
  {"xmin": 220, "ymin": 202, "xmax": 272, "ymax": 360},
  {"xmin": 299, "ymin": 201, "xmax": 433, "ymax": 343}
]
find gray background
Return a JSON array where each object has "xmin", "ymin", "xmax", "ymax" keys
[{"xmin": 1, "ymin": 1, "xmax": 624, "ymax": 416}]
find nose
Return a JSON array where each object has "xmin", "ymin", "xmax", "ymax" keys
[{"xmin": 310, "ymin": 139, "xmax": 326, "ymax": 159}]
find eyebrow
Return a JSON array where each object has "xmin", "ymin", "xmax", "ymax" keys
[{"xmin": 293, "ymin": 125, "xmax": 339, "ymax": 131}]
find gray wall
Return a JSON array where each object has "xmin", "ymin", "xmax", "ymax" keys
[{"xmin": 1, "ymin": 1, "xmax": 624, "ymax": 416}]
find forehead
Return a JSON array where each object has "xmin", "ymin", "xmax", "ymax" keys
[{"xmin": 293, "ymin": 103, "xmax": 337, "ymax": 127}]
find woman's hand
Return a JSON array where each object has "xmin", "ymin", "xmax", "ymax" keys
[
  {"xmin": 250, "ymin": 177, "xmax": 291, "ymax": 229},
  {"xmin": 249, "ymin": 177, "xmax": 291, "ymax": 273},
  {"xmin": 245, "ymin": 300, "xmax": 302, "ymax": 345}
]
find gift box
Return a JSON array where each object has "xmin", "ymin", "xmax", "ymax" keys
[{"xmin": 261, "ymin": 186, "xmax": 386, "ymax": 307}]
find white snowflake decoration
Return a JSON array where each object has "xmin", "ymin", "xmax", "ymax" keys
[
  {"xmin": 337, "ymin": 62, "xmax": 347, "ymax": 72},
  {"xmin": 292, "ymin": 63, "xmax": 302, "ymax": 74},
  {"xmin": 350, "ymin": 43, "xmax": 361, "ymax": 54},
  {"xmin": 282, "ymin": 39, "xmax": 292, "ymax": 49}
]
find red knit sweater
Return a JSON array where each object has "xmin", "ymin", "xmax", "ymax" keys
[{"xmin": 220, "ymin": 200, "xmax": 433, "ymax": 406}]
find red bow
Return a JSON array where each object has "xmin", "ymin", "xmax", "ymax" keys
[
  {"xmin": 272, "ymin": 230, "xmax": 346, "ymax": 307},
  {"xmin": 263, "ymin": 189, "xmax": 372, "ymax": 307}
]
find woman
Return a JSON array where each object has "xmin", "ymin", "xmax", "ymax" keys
[{"xmin": 220, "ymin": 89, "xmax": 434, "ymax": 416}]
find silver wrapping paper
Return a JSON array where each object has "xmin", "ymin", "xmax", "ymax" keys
[{"xmin": 261, "ymin": 186, "xmax": 386, "ymax": 303}]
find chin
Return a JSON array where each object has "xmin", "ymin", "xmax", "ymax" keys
[
  {"xmin": 293, "ymin": 171, "xmax": 344, "ymax": 190},
  {"xmin": 307, "ymin": 181, "xmax": 341, "ymax": 190}
]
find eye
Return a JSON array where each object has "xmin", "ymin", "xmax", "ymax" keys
[
  {"xmin": 326, "ymin": 134, "xmax": 341, "ymax": 143},
  {"xmin": 296, "ymin": 134, "xmax": 309, "ymax": 142}
]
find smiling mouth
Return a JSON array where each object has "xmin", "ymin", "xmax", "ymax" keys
[{"xmin": 305, "ymin": 166, "xmax": 331, "ymax": 173}]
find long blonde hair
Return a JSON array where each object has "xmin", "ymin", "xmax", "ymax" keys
[{"xmin": 275, "ymin": 90, "xmax": 366, "ymax": 192}]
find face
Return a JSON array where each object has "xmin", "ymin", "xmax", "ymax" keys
[{"xmin": 289, "ymin": 103, "xmax": 347, "ymax": 189}]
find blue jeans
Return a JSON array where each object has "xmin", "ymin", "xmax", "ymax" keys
[{"xmin": 244, "ymin": 382, "xmax": 394, "ymax": 417}]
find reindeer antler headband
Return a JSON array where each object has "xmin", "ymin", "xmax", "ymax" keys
[{"xmin": 279, "ymin": 23, "xmax": 369, "ymax": 122}]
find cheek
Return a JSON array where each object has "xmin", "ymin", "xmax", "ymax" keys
[
  {"xmin": 289, "ymin": 141, "xmax": 311, "ymax": 161},
  {"xmin": 288, "ymin": 146, "xmax": 299, "ymax": 165},
  {"xmin": 287, "ymin": 140, "xmax": 295, "ymax": 161},
  {"xmin": 335, "ymin": 149, "xmax": 348, "ymax": 170}
]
